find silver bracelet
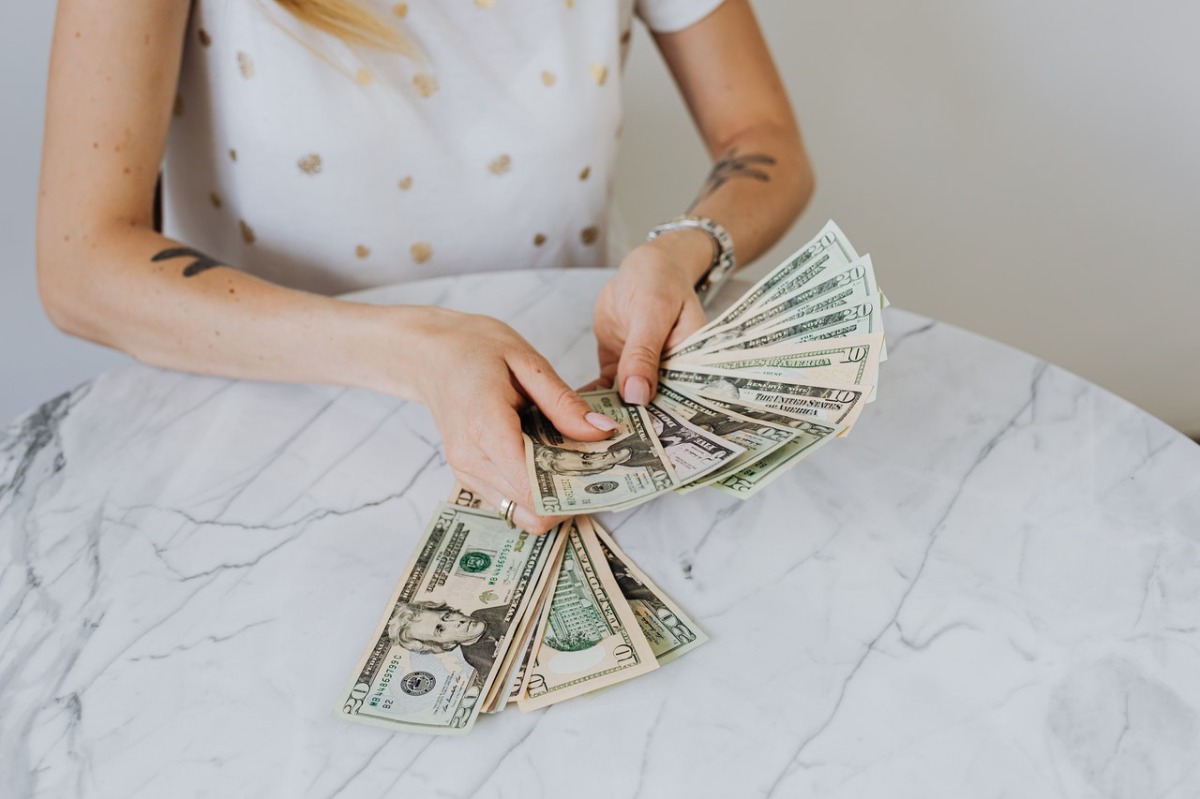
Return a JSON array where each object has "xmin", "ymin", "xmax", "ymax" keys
[{"xmin": 646, "ymin": 215, "xmax": 736, "ymax": 308}]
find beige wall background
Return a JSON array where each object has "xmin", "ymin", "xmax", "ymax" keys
[
  {"xmin": 616, "ymin": 1, "xmax": 1200, "ymax": 435},
  {"xmin": 2, "ymin": 1, "xmax": 1197, "ymax": 435}
]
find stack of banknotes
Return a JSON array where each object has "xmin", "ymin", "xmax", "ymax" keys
[
  {"xmin": 337, "ymin": 492, "xmax": 707, "ymax": 734},
  {"xmin": 524, "ymin": 218, "xmax": 885, "ymax": 510},
  {"xmin": 337, "ymin": 220, "xmax": 884, "ymax": 734}
]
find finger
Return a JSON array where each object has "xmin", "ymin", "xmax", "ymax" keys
[
  {"xmin": 456, "ymin": 465, "xmax": 564, "ymax": 536},
  {"xmin": 508, "ymin": 350, "xmax": 617, "ymax": 440},
  {"xmin": 615, "ymin": 305, "xmax": 677, "ymax": 406},
  {"xmin": 587, "ymin": 356, "xmax": 618, "ymax": 395},
  {"xmin": 468, "ymin": 419, "xmax": 567, "ymax": 535},
  {"xmin": 665, "ymin": 297, "xmax": 709, "ymax": 351},
  {"xmin": 595, "ymin": 330, "xmax": 622, "ymax": 385},
  {"xmin": 577, "ymin": 359, "xmax": 618, "ymax": 393}
]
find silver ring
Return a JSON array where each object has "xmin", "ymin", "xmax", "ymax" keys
[{"xmin": 499, "ymin": 498, "xmax": 517, "ymax": 529}]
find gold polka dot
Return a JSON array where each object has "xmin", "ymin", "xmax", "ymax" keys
[
  {"xmin": 541, "ymin": 71, "xmax": 556, "ymax": 87},
  {"xmin": 173, "ymin": 94, "xmax": 184, "ymax": 117},
  {"xmin": 589, "ymin": 64, "xmax": 608, "ymax": 85},
  {"xmin": 581, "ymin": 226, "xmax": 600, "ymax": 245},
  {"xmin": 198, "ymin": 28, "xmax": 212, "ymax": 47},
  {"xmin": 229, "ymin": 148, "xmax": 238, "ymax": 162},
  {"xmin": 298, "ymin": 153, "xmax": 322, "ymax": 175},
  {"xmin": 488, "ymin": 154, "xmax": 512, "ymax": 175},
  {"xmin": 533, "ymin": 233, "xmax": 547, "ymax": 247},
  {"xmin": 356, "ymin": 244, "xmax": 371, "ymax": 259},
  {"xmin": 238, "ymin": 52, "xmax": 255, "ymax": 78},
  {"xmin": 413, "ymin": 72, "xmax": 438, "ymax": 98},
  {"xmin": 411, "ymin": 243, "xmax": 433, "ymax": 263},
  {"xmin": 475, "ymin": 0, "xmax": 495, "ymax": 7},
  {"xmin": 615, "ymin": 121, "xmax": 624, "ymax": 139},
  {"xmin": 209, "ymin": 191, "xmax": 222, "ymax": 209},
  {"xmin": 355, "ymin": 68, "xmax": 372, "ymax": 85},
  {"xmin": 398, "ymin": 176, "xmax": 413, "ymax": 191},
  {"xmin": 566, "ymin": 0, "xmax": 574, "ymax": 6},
  {"xmin": 239, "ymin": 220, "xmax": 256, "ymax": 244},
  {"xmin": 393, "ymin": 2, "xmax": 408, "ymax": 17},
  {"xmin": 579, "ymin": 166, "xmax": 591, "ymax": 181}
]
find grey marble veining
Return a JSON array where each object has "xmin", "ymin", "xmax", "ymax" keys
[{"xmin": 1, "ymin": 269, "xmax": 1198, "ymax": 798}]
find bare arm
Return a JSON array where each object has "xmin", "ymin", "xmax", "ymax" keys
[
  {"xmin": 594, "ymin": 0, "xmax": 813, "ymax": 401},
  {"xmin": 36, "ymin": 0, "xmax": 613, "ymax": 532},
  {"xmin": 36, "ymin": 0, "xmax": 420, "ymax": 397},
  {"xmin": 657, "ymin": 0, "xmax": 814, "ymax": 269}
]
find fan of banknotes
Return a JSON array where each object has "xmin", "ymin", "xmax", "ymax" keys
[{"xmin": 337, "ymin": 220, "xmax": 884, "ymax": 734}]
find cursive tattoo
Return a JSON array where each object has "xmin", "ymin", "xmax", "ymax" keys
[
  {"xmin": 151, "ymin": 246, "xmax": 224, "ymax": 277},
  {"xmin": 691, "ymin": 149, "xmax": 777, "ymax": 207}
]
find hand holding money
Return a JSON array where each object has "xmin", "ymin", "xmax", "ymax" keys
[
  {"xmin": 524, "ymin": 220, "xmax": 885, "ymax": 513},
  {"xmin": 407, "ymin": 308, "xmax": 622, "ymax": 534},
  {"xmin": 592, "ymin": 230, "xmax": 714, "ymax": 404},
  {"xmin": 338, "ymin": 221, "xmax": 886, "ymax": 733}
]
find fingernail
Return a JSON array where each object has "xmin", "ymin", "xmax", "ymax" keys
[
  {"xmin": 624, "ymin": 376, "xmax": 651, "ymax": 406},
  {"xmin": 586, "ymin": 411, "xmax": 619, "ymax": 433}
]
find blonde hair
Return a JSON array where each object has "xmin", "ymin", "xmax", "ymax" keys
[{"xmin": 274, "ymin": 0, "xmax": 417, "ymax": 57}]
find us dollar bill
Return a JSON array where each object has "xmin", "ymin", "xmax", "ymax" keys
[
  {"xmin": 642, "ymin": 400, "xmax": 747, "ymax": 485},
  {"xmin": 651, "ymin": 382, "xmax": 797, "ymax": 491},
  {"xmin": 681, "ymin": 271, "xmax": 878, "ymax": 359},
  {"xmin": 700, "ymin": 397, "xmax": 845, "ymax": 497},
  {"xmin": 659, "ymin": 366, "xmax": 872, "ymax": 431},
  {"xmin": 444, "ymin": 484, "xmax": 568, "ymax": 713},
  {"xmin": 690, "ymin": 301, "xmax": 881, "ymax": 359},
  {"xmin": 517, "ymin": 517, "xmax": 658, "ymax": 711},
  {"xmin": 448, "ymin": 482, "xmax": 488, "ymax": 511},
  {"xmin": 501, "ymin": 619, "xmax": 542, "ymax": 709},
  {"xmin": 482, "ymin": 529, "xmax": 568, "ymax": 713},
  {"xmin": 337, "ymin": 503, "xmax": 556, "ymax": 735},
  {"xmin": 718, "ymin": 256, "xmax": 879, "ymax": 338},
  {"xmin": 482, "ymin": 532, "xmax": 568, "ymax": 713},
  {"xmin": 590, "ymin": 519, "xmax": 708, "ymax": 665},
  {"xmin": 752, "ymin": 252, "xmax": 876, "ymax": 314},
  {"xmin": 668, "ymin": 220, "xmax": 859, "ymax": 358},
  {"xmin": 522, "ymin": 389, "xmax": 677, "ymax": 515},
  {"xmin": 676, "ymin": 334, "xmax": 884, "ymax": 390}
]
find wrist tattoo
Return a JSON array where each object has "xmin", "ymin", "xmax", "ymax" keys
[
  {"xmin": 151, "ymin": 246, "xmax": 224, "ymax": 277},
  {"xmin": 691, "ymin": 148, "xmax": 777, "ymax": 207}
]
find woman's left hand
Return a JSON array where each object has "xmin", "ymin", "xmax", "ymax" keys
[{"xmin": 591, "ymin": 230, "xmax": 713, "ymax": 404}]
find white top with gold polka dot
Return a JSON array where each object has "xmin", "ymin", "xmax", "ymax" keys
[{"xmin": 162, "ymin": 0, "xmax": 725, "ymax": 296}]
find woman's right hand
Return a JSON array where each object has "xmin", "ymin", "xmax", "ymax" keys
[{"xmin": 399, "ymin": 307, "xmax": 618, "ymax": 534}]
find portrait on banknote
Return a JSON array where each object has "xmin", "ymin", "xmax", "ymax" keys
[
  {"xmin": 387, "ymin": 600, "xmax": 512, "ymax": 678},
  {"xmin": 692, "ymin": 377, "xmax": 743, "ymax": 402},
  {"xmin": 532, "ymin": 434, "xmax": 664, "ymax": 476}
]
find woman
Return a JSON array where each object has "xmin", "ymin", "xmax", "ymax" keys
[{"xmin": 36, "ymin": 0, "xmax": 813, "ymax": 534}]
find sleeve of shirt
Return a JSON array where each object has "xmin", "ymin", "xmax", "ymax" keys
[{"xmin": 635, "ymin": 0, "xmax": 727, "ymax": 33}]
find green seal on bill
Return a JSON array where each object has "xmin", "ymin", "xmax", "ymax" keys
[{"xmin": 459, "ymin": 551, "xmax": 492, "ymax": 573}]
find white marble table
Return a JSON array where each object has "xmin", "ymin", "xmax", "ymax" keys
[{"xmin": 2, "ymin": 268, "xmax": 1198, "ymax": 799}]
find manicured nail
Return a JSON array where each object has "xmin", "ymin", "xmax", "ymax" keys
[
  {"xmin": 624, "ymin": 376, "xmax": 651, "ymax": 406},
  {"xmin": 586, "ymin": 411, "xmax": 619, "ymax": 433}
]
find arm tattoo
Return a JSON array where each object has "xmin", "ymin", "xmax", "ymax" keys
[
  {"xmin": 151, "ymin": 246, "xmax": 225, "ymax": 277},
  {"xmin": 691, "ymin": 148, "xmax": 777, "ymax": 208}
]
